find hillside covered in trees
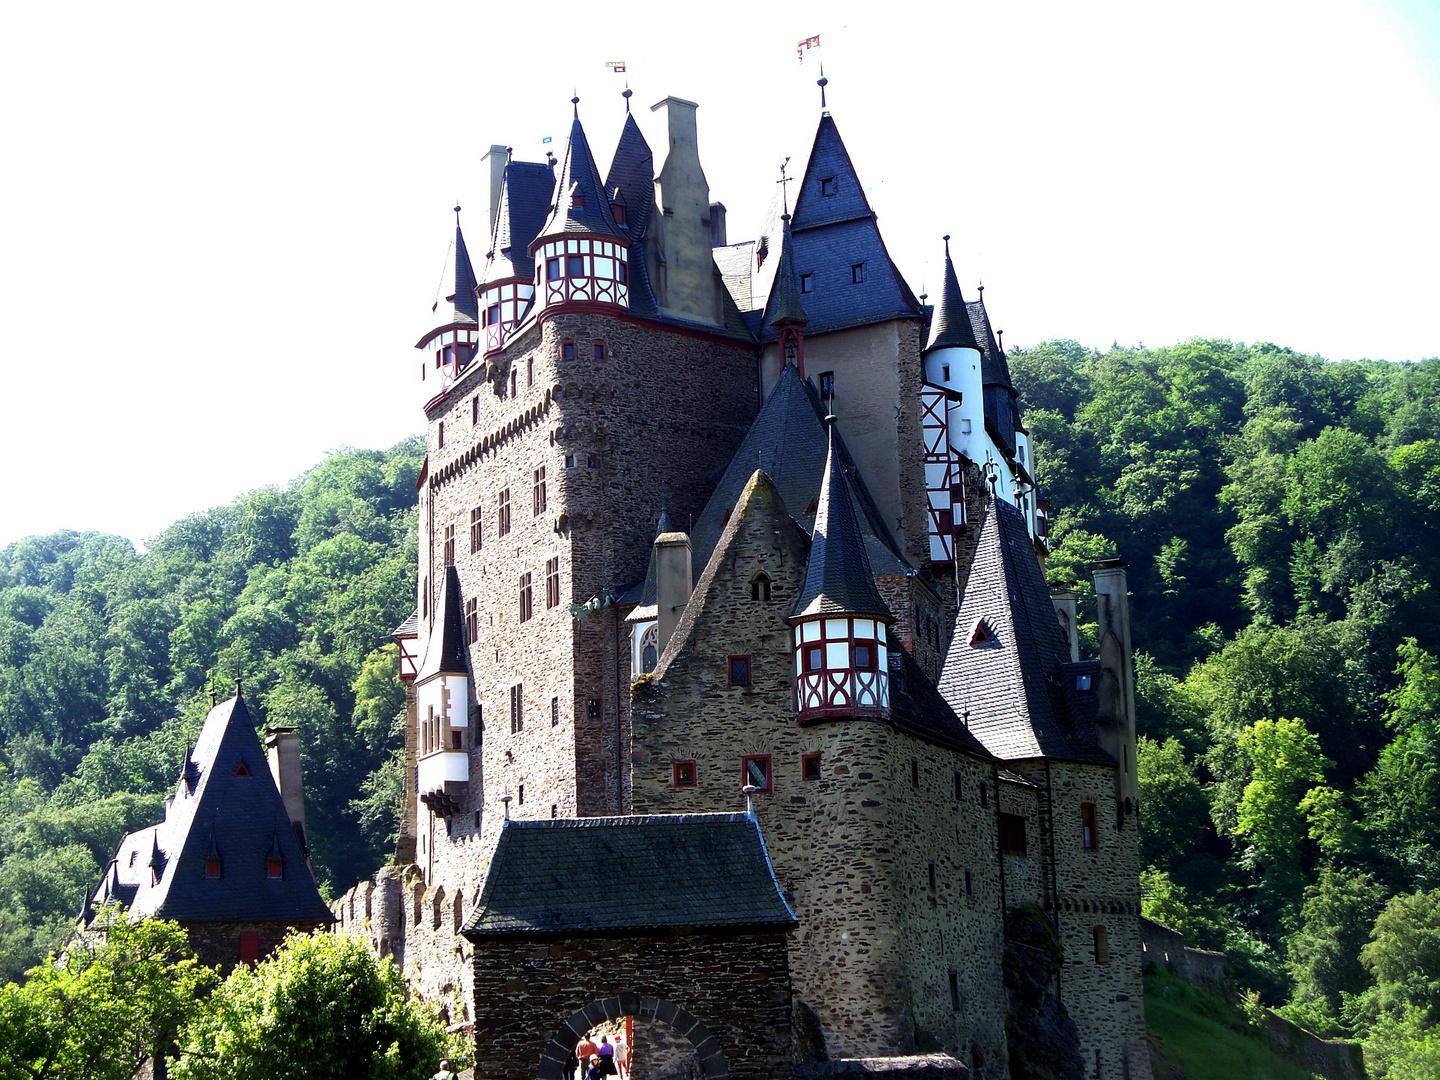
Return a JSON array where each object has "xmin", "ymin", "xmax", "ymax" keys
[{"xmin": 2, "ymin": 341, "xmax": 1440, "ymax": 1073}]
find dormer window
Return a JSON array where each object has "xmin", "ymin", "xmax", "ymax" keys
[
  {"xmin": 570, "ymin": 191, "xmax": 584, "ymax": 209},
  {"xmin": 234, "ymin": 760, "xmax": 251, "ymax": 778},
  {"xmin": 205, "ymin": 858, "xmax": 220, "ymax": 879},
  {"xmin": 267, "ymin": 858, "xmax": 283, "ymax": 879},
  {"xmin": 821, "ymin": 176, "xmax": 838, "ymax": 197},
  {"xmin": 851, "ymin": 263, "xmax": 866, "ymax": 284},
  {"xmin": 801, "ymin": 273, "xmax": 814, "ymax": 294},
  {"xmin": 614, "ymin": 204, "xmax": 627, "ymax": 226}
]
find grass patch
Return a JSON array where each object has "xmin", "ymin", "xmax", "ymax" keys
[{"xmin": 1144, "ymin": 972, "xmax": 1321, "ymax": 1080}]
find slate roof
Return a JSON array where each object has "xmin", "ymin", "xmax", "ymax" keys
[
  {"xmin": 689, "ymin": 362, "xmax": 912, "ymax": 583},
  {"xmin": 752, "ymin": 114, "xmax": 920, "ymax": 338},
  {"xmin": 393, "ymin": 609, "xmax": 418, "ymax": 638},
  {"xmin": 89, "ymin": 694, "xmax": 333, "ymax": 925},
  {"xmin": 617, "ymin": 512, "xmax": 664, "ymax": 619},
  {"xmin": 791, "ymin": 420, "xmax": 891, "ymax": 621},
  {"xmin": 924, "ymin": 240, "xmax": 980, "ymax": 353},
  {"xmin": 764, "ymin": 216, "xmax": 809, "ymax": 327},
  {"xmin": 451, "ymin": 221, "xmax": 479, "ymax": 322},
  {"xmin": 482, "ymin": 160, "xmax": 553, "ymax": 286},
  {"xmin": 461, "ymin": 814, "xmax": 796, "ymax": 937},
  {"xmin": 966, "ymin": 292, "xmax": 1021, "ymax": 455},
  {"xmin": 604, "ymin": 113, "xmax": 655, "ymax": 244},
  {"xmin": 887, "ymin": 635, "xmax": 994, "ymax": 760},
  {"xmin": 937, "ymin": 500, "xmax": 1114, "ymax": 766},
  {"xmin": 418, "ymin": 564, "xmax": 468, "ymax": 682},
  {"xmin": 533, "ymin": 110, "xmax": 625, "ymax": 246}
]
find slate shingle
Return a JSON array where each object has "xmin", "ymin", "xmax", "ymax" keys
[
  {"xmin": 483, "ymin": 160, "xmax": 553, "ymax": 286},
  {"xmin": 418, "ymin": 564, "xmax": 468, "ymax": 681},
  {"xmin": 462, "ymin": 814, "xmax": 796, "ymax": 937}
]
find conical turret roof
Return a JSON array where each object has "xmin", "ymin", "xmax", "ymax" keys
[
  {"xmin": 925, "ymin": 238, "xmax": 981, "ymax": 353},
  {"xmin": 765, "ymin": 216, "xmax": 809, "ymax": 328},
  {"xmin": 482, "ymin": 160, "xmax": 553, "ymax": 286},
  {"xmin": 605, "ymin": 113, "xmax": 655, "ymax": 239},
  {"xmin": 418, "ymin": 564, "xmax": 469, "ymax": 681},
  {"xmin": 534, "ymin": 107, "xmax": 626, "ymax": 246},
  {"xmin": 790, "ymin": 420, "xmax": 892, "ymax": 622},
  {"xmin": 450, "ymin": 220, "xmax": 479, "ymax": 323}
]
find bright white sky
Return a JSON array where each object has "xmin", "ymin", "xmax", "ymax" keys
[{"xmin": 1, "ymin": 0, "xmax": 1437, "ymax": 549}]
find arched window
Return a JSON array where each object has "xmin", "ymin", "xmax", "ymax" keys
[
  {"xmin": 640, "ymin": 625, "xmax": 658, "ymax": 674},
  {"xmin": 751, "ymin": 573, "xmax": 771, "ymax": 601}
]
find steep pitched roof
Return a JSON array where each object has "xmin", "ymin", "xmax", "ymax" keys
[
  {"xmin": 763, "ymin": 216, "xmax": 809, "ymax": 327},
  {"xmin": 753, "ymin": 114, "xmax": 920, "ymax": 337},
  {"xmin": 92, "ymin": 695, "xmax": 333, "ymax": 924},
  {"xmin": 617, "ymin": 511, "xmax": 668, "ymax": 619},
  {"xmin": 482, "ymin": 160, "xmax": 553, "ymax": 286},
  {"xmin": 689, "ymin": 362, "xmax": 911, "ymax": 582},
  {"xmin": 790, "ymin": 420, "xmax": 891, "ymax": 622},
  {"xmin": 533, "ymin": 109, "xmax": 625, "ymax": 246},
  {"xmin": 966, "ymin": 293, "xmax": 1020, "ymax": 454},
  {"xmin": 887, "ymin": 633, "xmax": 995, "ymax": 761},
  {"xmin": 604, "ymin": 113, "xmax": 655, "ymax": 242},
  {"xmin": 418, "ymin": 564, "xmax": 468, "ymax": 682},
  {"xmin": 924, "ymin": 239, "xmax": 980, "ymax": 353},
  {"xmin": 937, "ymin": 500, "xmax": 1113, "ymax": 766},
  {"xmin": 461, "ymin": 814, "xmax": 796, "ymax": 937},
  {"xmin": 968, "ymin": 292, "xmax": 1014, "ymax": 392},
  {"xmin": 450, "ymin": 220, "xmax": 479, "ymax": 323}
]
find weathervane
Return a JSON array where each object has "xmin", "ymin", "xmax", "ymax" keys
[{"xmin": 777, "ymin": 157, "xmax": 794, "ymax": 215}]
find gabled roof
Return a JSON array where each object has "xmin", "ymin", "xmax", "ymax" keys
[
  {"xmin": 604, "ymin": 113, "xmax": 655, "ymax": 243},
  {"xmin": 790, "ymin": 420, "xmax": 891, "ymax": 622},
  {"xmin": 533, "ymin": 109, "xmax": 626, "ymax": 247},
  {"xmin": 91, "ymin": 695, "xmax": 333, "ymax": 925},
  {"xmin": 418, "ymin": 564, "xmax": 468, "ymax": 682},
  {"xmin": 451, "ymin": 220, "xmax": 479, "ymax": 323},
  {"xmin": 617, "ymin": 511, "xmax": 667, "ymax": 620},
  {"xmin": 461, "ymin": 814, "xmax": 796, "ymax": 937},
  {"xmin": 753, "ymin": 114, "xmax": 920, "ymax": 338},
  {"xmin": 887, "ymin": 632, "xmax": 995, "ymax": 761},
  {"xmin": 937, "ymin": 500, "xmax": 1114, "ymax": 766},
  {"xmin": 967, "ymin": 292, "xmax": 1014, "ymax": 393},
  {"xmin": 763, "ymin": 216, "xmax": 809, "ymax": 327},
  {"xmin": 689, "ymin": 362, "xmax": 912, "ymax": 583},
  {"xmin": 924, "ymin": 239, "xmax": 981, "ymax": 353},
  {"xmin": 482, "ymin": 160, "xmax": 553, "ymax": 286}
]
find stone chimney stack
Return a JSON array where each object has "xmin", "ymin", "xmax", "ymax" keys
[
  {"xmin": 654, "ymin": 526, "xmax": 694, "ymax": 657},
  {"xmin": 482, "ymin": 144, "xmax": 509, "ymax": 238},
  {"xmin": 709, "ymin": 202, "xmax": 727, "ymax": 247},
  {"xmin": 651, "ymin": 97, "xmax": 720, "ymax": 325},
  {"xmin": 266, "ymin": 727, "xmax": 309, "ymax": 852},
  {"xmin": 1092, "ymin": 561, "xmax": 1140, "ymax": 814},
  {"xmin": 1050, "ymin": 587, "xmax": 1080, "ymax": 663}
]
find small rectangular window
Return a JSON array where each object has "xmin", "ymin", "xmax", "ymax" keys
[
  {"xmin": 1000, "ymin": 813, "xmax": 1027, "ymax": 855},
  {"xmin": 673, "ymin": 760, "xmax": 698, "ymax": 788},
  {"xmin": 567, "ymin": 254, "xmax": 585, "ymax": 277},
  {"xmin": 465, "ymin": 597, "xmax": 478, "ymax": 644},
  {"xmin": 851, "ymin": 262, "xmax": 865, "ymax": 284},
  {"xmin": 547, "ymin": 256, "xmax": 561, "ymax": 280},
  {"xmin": 587, "ymin": 453, "xmax": 599, "ymax": 469},
  {"xmin": 820, "ymin": 176, "xmax": 837, "ymax": 197},
  {"xmin": 533, "ymin": 466, "xmax": 547, "ymax": 515},
  {"xmin": 728, "ymin": 655, "xmax": 751, "ymax": 686},
  {"xmin": 802, "ymin": 752, "xmax": 822, "ymax": 781},
  {"xmin": 487, "ymin": 303, "xmax": 500, "ymax": 326},
  {"xmin": 545, "ymin": 557, "xmax": 561, "ymax": 609},
  {"xmin": 238, "ymin": 931, "xmax": 260, "ymax": 965},
  {"xmin": 911, "ymin": 758, "xmax": 919, "ymax": 787},
  {"xmin": 980, "ymin": 781, "xmax": 989, "ymax": 808},
  {"xmin": 509, "ymin": 367, "xmax": 516, "ymax": 397},
  {"xmin": 800, "ymin": 273, "xmax": 814, "ymax": 294},
  {"xmin": 443, "ymin": 524, "xmax": 455, "ymax": 566},
  {"xmin": 205, "ymin": 858, "xmax": 221, "ymax": 879},
  {"xmin": 1094, "ymin": 925, "xmax": 1111, "ymax": 963},
  {"xmin": 561, "ymin": 340, "xmax": 576, "ymax": 360},
  {"xmin": 498, "ymin": 488, "xmax": 511, "ymax": 537},
  {"xmin": 450, "ymin": 730, "xmax": 462, "ymax": 750},
  {"xmin": 617, "ymin": 261, "xmax": 628, "ymax": 284},
  {"xmin": 949, "ymin": 971, "xmax": 961, "ymax": 1012},
  {"xmin": 928, "ymin": 861, "xmax": 936, "ymax": 891},
  {"xmin": 565, "ymin": 455, "xmax": 576, "ymax": 469},
  {"xmin": 510, "ymin": 684, "xmax": 523, "ymax": 733},
  {"xmin": 614, "ymin": 204, "xmax": 627, "ymax": 226},
  {"xmin": 438, "ymin": 421, "xmax": 445, "ymax": 448},
  {"xmin": 1076, "ymin": 674, "xmax": 1093, "ymax": 691},
  {"xmin": 965, "ymin": 869, "xmax": 973, "ymax": 896},
  {"xmin": 588, "ymin": 698, "xmax": 602, "ymax": 721},
  {"xmin": 592, "ymin": 342, "xmax": 606, "ymax": 362},
  {"xmin": 518, "ymin": 784, "xmax": 525, "ymax": 805},
  {"xmin": 551, "ymin": 696, "xmax": 560, "ymax": 727},
  {"xmin": 954, "ymin": 772, "xmax": 963, "ymax": 800},
  {"xmin": 527, "ymin": 358, "xmax": 535, "ymax": 387},
  {"xmin": 1081, "ymin": 802, "xmax": 1099, "ymax": 850},
  {"xmin": 819, "ymin": 371, "xmax": 834, "ymax": 400},
  {"xmin": 470, "ymin": 506, "xmax": 482, "ymax": 553},
  {"xmin": 742, "ymin": 754, "xmax": 771, "ymax": 793},
  {"xmin": 472, "ymin": 396, "xmax": 480, "ymax": 424},
  {"xmin": 519, "ymin": 572, "xmax": 533, "ymax": 623},
  {"xmin": 268, "ymin": 858, "xmax": 283, "ymax": 879}
]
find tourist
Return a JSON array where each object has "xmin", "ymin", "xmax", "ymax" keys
[
  {"xmin": 585, "ymin": 1054, "xmax": 602, "ymax": 1080},
  {"xmin": 565, "ymin": 1046, "xmax": 579, "ymax": 1080},
  {"xmin": 432, "ymin": 1058, "xmax": 459, "ymax": 1080},
  {"xmin": 598, "ymin": 1036, "xmax": 616, "ymax": 1077},
  {"xmin": 577, "ymin": 1033, "xmax": 598, "ymax": 1067},
  {"xmin": 614, "ymin": 1035, "xmax": 628, "ymax": 1080}
]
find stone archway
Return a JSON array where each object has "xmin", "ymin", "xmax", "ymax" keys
[{"xmin": 540, "ymin": 993, "xmax": 729, "ymax": 1080}]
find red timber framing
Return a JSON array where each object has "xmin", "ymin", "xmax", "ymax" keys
[{"xmin": 920, "ymin": 383, "xmax": 963, "ymax": 564}]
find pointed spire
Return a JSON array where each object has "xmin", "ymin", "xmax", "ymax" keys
[
  {"xmin": 656, "ymin": 504, "xmax": 673, "ymax": 535},
  {"xmin": 267, "ymin": 827, "xmax": 284, "ymax": 862},
  {"xmin": 925, "ymin": 235, "xmax": 982, "ymax": 353},
  {"xmin": 791, "ymin": 418, "xmax": 891, "ymax": 621},
  {"xmin": 818, "ymin": 63, "xmax": 829, "ymax": 110},
  {"xmin": 417, "ymin": 565, "xmax": 468, "ymax": 681},
  {"xmin": 450, "ymin": 210, "xmax": 480, "ymax": 322},
  {"xmin": 767, "ymin": 215, "xmax": 809, "ymax": 328},
  {"xmin": 148, "ymin": 830, "xmax": 166, "ymax": 871},
  {"xmin": 534, "ymin": 102, "xmax": 625, "ymax": 246}
]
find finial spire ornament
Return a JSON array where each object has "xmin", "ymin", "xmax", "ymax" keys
[
  {"xmin": 572, "ymin": 91, "xmax": 580, "ymax": 118},
  {"xmin": 623, "ymin": 83, "xmax": 632, "ymax": 112},
  {"xmin": 454, "ymin": 203, "xmax": 461, "ymax": 225},
  {"xmin": 817, "ymin": 62, "xmax": 828, "ymax": 109},
  {"xmin": 234, "ymin": 677, "xmax": 244, "ymax": 701},
  {"xmin": 776, "ymin": 156, "xmax": 793, "ymax": 216}
]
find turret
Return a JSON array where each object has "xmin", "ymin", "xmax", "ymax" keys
[
  {"xmin": 414, "ymin": 210, "xmax": 480, "ymax": 398},
  {"xmin": 790, "ymin": 417, "xmax": 893, "ymax": 721},
  {"xmin": 766, "ymin": 215, "xmax": 809, "ymax": 377},
  {"xmin": 530, "ymin": 98, "xmax": 631, "ymax": 312},
  {"xmin": 479, "ymin": 154, "xmax": 552, "ymax": 359},
  {"xmin": 415, "ymin": 565, "xmax": 471, "ymax": 817}
]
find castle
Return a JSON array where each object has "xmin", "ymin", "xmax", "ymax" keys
[{"xmin": 322, "ymin": 84, "xmax": 1151, "ymax": 1080}]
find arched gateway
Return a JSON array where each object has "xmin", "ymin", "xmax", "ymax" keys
[{"xmin": 460, "ymin": 814, "xmax": 797, "ymax": 1080}]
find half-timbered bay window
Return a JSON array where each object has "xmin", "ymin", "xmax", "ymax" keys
[
  {"xmin": 794, "ymin": 616, "xmax": 890, "ymax": 720},
  {"xmin": 539, "ymin": 238, "xmax": 630, "ymax": 306}
]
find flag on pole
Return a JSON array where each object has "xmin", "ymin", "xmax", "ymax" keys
[
  {"xmin": 607, "ymin": 61, "xmax": 627, "ymax": 73},
  {"xmin": 542, "ymin": 135, "xmax": 552, "ymax": 144},
  {"xmin": 797, "ymin": 35, "xmax": 820, "ymax": 63}
]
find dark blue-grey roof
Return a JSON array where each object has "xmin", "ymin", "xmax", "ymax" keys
[
  {"xmin": 924, "ymin": 241, "xmax": 980, "ymax": 353},
  {"xmin": 791, "ymin": 422, "xmax": 891, "ymax": 622},
  {"xmin": 689, "ymin": 362, "xmax": 912, "ymax": 582},
  {"xmin": 604, "ymin": 113, "xmax": 654, "ymax": 244},
  {"xmin": 764, "ymin": 216, "xmax": 809, "ymax": 327},
  {"xmin": 533, "ymin": 111, "xmax": 626, "ymax": 246},
  {"xmin": 91, "ymin": 695, "xmax": 333, "ymax": 925},
  {"xmin": 938, "ymin": 500, "xmax": 1113, "ymax": 766},
  {"xmin": 451, "ymin": 220, "xmax": 479, "ymax": 322},
  {"xmin": 418, "ymin": 564, "xmax": 468, "ymax": 681},
  {"xmin": 754, "ymin": 114, "xmax": 920, "ymax": 338},
  {"xmin": 887, "ymin": 633, "xmax": 995, "ymax": 761},
  {"xmin": 483, "ymin": 160, "xmax": 552, "ymax": 286},
  {"xmin": 461, "ymin": 814, "xmax": 796, "ymax": 937}
]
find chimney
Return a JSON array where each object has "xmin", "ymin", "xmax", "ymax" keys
[
  {"xmin": 266, "ymin": 727, "xmax": 309, "ymax": 852},
  {"xmin": 654, "ymin": 525, "xmax": 694, "ymax": 657},
  {"xmin": 481, "ymin": 144, "xmax": 508, "ymax": 239},
  {"xmin": 709, "ymin": 201, "xmax": 727, "ymax": 247},
  {"xmin": 651, "ymin": 97, "xmax": 720, "ymax": 325},
  {"xmin": 1092, "ymin": 561, "xmax": 1139, "ymax": 814},
  {"xmin": 1049, "ymin": 587, "xmax": 1080, "ymax": 663}
]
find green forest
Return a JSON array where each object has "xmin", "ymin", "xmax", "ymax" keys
[{"xmin": 2, "ymin": 341, "xmax": 1440, "ymax": 1074}]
